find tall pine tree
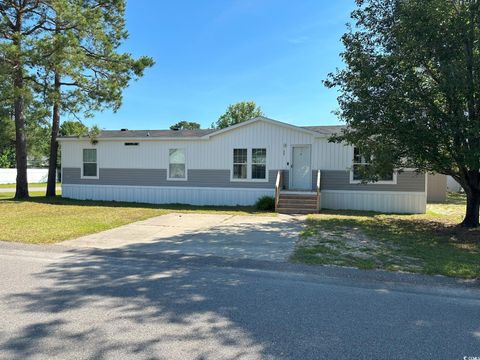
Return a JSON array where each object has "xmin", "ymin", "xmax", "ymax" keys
[
  {"xmin": 0, "ymin": 1, "xmax": 52, "ymax": 198},
  {"xmin": 37, "ymin": 0, "xmax": 154, "ymax": 196}
]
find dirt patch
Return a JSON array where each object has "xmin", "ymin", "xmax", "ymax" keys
[
  {"xmin": 295, "ymin": 225, "xmax": 424, "ymax": 271},
  {"xmin": 292, "ymin": 195, "xmax": 480, "ymax": 278}
]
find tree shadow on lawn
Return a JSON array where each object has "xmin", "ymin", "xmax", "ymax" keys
[
  {"xmin": 316, "ymin": 205, "xmax": 477, "ymax": 243},
  {"xmin": 439, "ymin": 192, "xmax": 466, "ymax": 205},
  {"xmin": 302, "ymin": 214, "xmax": 480, "ymax": 278}
]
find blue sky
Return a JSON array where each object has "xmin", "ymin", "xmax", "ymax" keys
[{"xmin": 88, "ymin": 0, "xmax": 356, "ymax": 130}]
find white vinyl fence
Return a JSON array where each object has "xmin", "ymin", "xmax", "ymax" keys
[{"xmin": 0, "ymin": 168, "xmax": 49, "ymax": 184}]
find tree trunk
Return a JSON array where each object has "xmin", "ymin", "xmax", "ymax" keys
[
  {"xmin": 461, "ymin": 190, "xmax": 480, "ymax": 228},
  {"xmin": 13, "ymin": 12, "xmax": 28, "ymax": 199},
  {"xmin": 46, "ymin": 72, "xmax": 61, "ymax": 197}
]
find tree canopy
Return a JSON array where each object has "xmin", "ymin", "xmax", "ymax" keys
[
  {"xmin": 0, "ymin": 60, "xmax": 50, "ymax": 168},
  {"xmin": 59, "ymin": 120, "xmax": 89, "ymax": 137},
  {"xmin": 325, "ymin": 0, "xmax": 480, "ymax": 227},
  {"xmin": 0, "ymin": 0, "xmax": 153, "ymax": 197},
  {"xmin": 0, "ymin": 68, "xmax": 15, "ymax": 168},
  {"xmin": 37, "ymin": 0, "xmax": 154, "ymax": 196},
  {"xmin": 170, "ymin": 121, "xmax": 201, "ymax": 130},
  {"xmin": 0, "ymin": 0, "xmax": 52, "ymax": 197},
  {"xmin": 213, "ymin": 101, "xmax": 264, "ymax": 129}
]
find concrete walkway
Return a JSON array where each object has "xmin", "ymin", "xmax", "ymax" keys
[{"xmin": 63, "ymin": 213, "xmax": 304, "ymax": 262}]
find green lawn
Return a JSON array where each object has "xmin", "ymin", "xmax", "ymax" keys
[
  {"xmin": 292, "ymin": 193, "xmax": 480, "ymax": 279},
  {"xmin": 0, "ymin": 192, "xmax": 273, "ymax": 244},
  {"xmin": 0, "ymin": 182, "xmax": 60, "ymax": 188}
]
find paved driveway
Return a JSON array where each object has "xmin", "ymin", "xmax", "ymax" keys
[{"xmin": 63, "ymin": 213, "xmax": 303, "ymax": 262}]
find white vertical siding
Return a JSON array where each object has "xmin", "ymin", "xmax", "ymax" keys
[
  {"xmin": 61, "ymin": 121, "xmax": 314, "ymax": 170},
  {"xmin": 60, "ymin": 121, "xmax": 353, "ymax": 172},
  {"xmin": 312, "ymin": 139, "xmax": 353, "ymax": 170}
]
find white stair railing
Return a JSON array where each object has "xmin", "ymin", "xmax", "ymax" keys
[
  {"xmin": 316, "ymin": 170, "xmax": 321, "ymax": 212},
  {"xmin": 275, "ymin": 170, "xmax": 283, "ymax": 211}
]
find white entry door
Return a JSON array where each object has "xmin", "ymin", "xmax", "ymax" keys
[{"xmin": 291, "ymin": 146, "xmax": 311, "ymax": 190}]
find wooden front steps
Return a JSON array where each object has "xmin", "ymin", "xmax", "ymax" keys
[{"xmin": 276, "ymin": 192, "xmax": 319, "ymax": 214}]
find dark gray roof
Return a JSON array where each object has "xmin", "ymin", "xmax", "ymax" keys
[
  {"xmin": 59, "ymin": 129, "xmax": 216, "ymax": 139},
  {"xmin": 301, "ymin": 125, "xmax": 346, "ymax": 135},
  {"xmin": 58, "ymin": 124, "xmax": 345, "ymax": 139}
]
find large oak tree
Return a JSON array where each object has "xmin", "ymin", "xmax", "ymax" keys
[{"xmin": 325, "ymin": 0, "xmax": 480, "ymax": 228}]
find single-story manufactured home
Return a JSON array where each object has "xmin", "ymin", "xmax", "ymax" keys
[{"xmin": 58, "ymin": 116, "xmax": 428, "ymax": 214}]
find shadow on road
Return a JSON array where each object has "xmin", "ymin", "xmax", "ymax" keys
[
  {"xmin": 4, "ymin": 248, "xmax": 283, "ymax": 359},
  {"xmin": 2, "ymin": 232, "xmax": 480, "ymax": 359}
]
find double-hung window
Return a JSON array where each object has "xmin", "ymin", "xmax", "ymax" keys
[
  {"xmin": 82, "ymin": 149, "xmax": 97, "ymax": 178},
  {"xmin": 252, "ymin": 148, "xmax": 266, "ymax": 179},
  {"xmin": 168, "ymin": 148, "xmax": 186, "ymax": 180},
  {"xmin": 233, "ymin": 148, "xmax": 248, "ymax": 179},
  {"xmin": 352, "ymin": 148, "xmax": 369, "ymax": 181},
  {"xmin": 232, "ymin": 148, "xmax": 267, "ymax": 180},
  {"xmin": 351, "ymin": 147, "xmax": 394, "ymax": 183}
]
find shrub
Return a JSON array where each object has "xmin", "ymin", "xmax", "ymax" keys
[{"xmin": 255, "ymin": 196, "xmax": 275, "ymax": 211}]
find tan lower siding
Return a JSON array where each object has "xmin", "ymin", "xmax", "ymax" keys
[
  {"xmin": 315, "ymin": 170, "xmax": 426, "ymax": 192},
  {"xmin": 62, "ymin": 168, "xmax": 278, "ymax": 189}
]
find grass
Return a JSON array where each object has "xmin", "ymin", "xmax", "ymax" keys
[
  {"xmin": 0, "ymin": 192, "xmax": 274, "ymax": 244},
  {"xmin": 291, "ymin": 193, "xmax": 480, "ymax": 279},
  {"xmin": 0, "ymin": 182, "xmax": 60, "ymax": 188}
]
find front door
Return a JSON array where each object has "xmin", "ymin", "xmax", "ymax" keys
[{"xmin": 291, "ymin": 146, "xmax": 311, "ymax": 190}]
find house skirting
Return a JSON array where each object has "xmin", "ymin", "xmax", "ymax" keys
[
  {"xmin": 62, "ymin": 184, "xmax": 274, "ymax": 206},
  {"xmin": 321, "ymin": 190, "xmax": 426, "ymax": 214},
  {"xmin": 63, "ymin": 184, "xmax": 426, "ymax": 213}
]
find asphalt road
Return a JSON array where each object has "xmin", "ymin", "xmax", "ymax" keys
[{"xmin": 0, "ymin": 242, "xmax": 479, "ymax": 360}]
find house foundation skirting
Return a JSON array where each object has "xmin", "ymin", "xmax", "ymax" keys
[
  {"xmin": 62, "ymin": 185, "xmax": 426, "ymax": 213},
  {"xmin": 62, "ymin": 184, "xmax": 274, "ymax": 206},
  {"xmin": 321, "ymin": 190, "xmax": 426, "ymax": 214}
]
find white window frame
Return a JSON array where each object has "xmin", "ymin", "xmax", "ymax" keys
[
  {"xmin": 167, "ymin": 148, "xmax": 188, "ymax": 181},
  {"xmin": 230, "ymin": 147, "xmax": 268, "ymax": 182},
  {"xmin": 81, "ymin": 148, "xmax": 99, "ymax": 179},
  {"xmin": 349, "ymin": 147, "xmax": 397, "ymax": 185}
]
